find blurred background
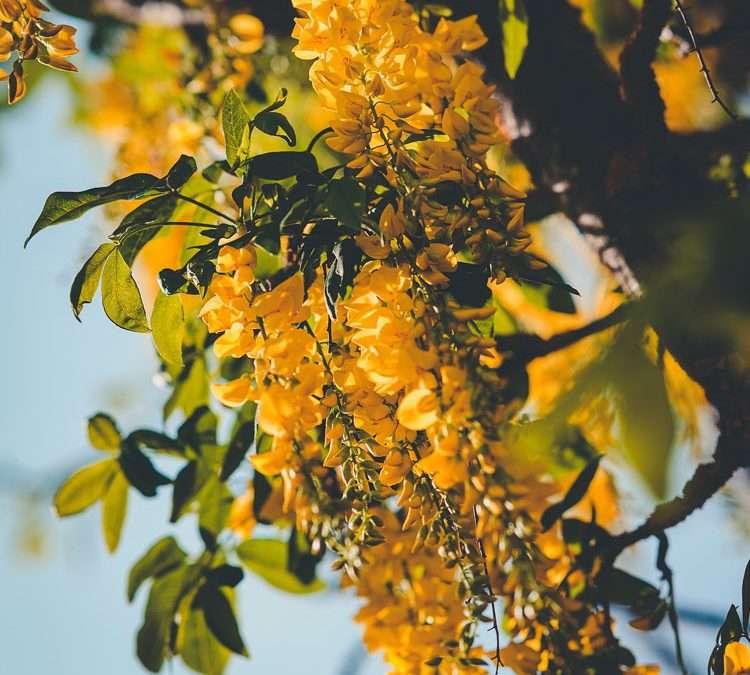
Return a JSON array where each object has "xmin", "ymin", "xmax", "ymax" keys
[{"xmin": 1, "ymin": 5, "xmax": 750, "ymax": 675}]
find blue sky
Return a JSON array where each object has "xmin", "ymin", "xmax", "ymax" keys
[{"xmin": 0, "ymin": 58, "xmax": 748, "ymax": 675}]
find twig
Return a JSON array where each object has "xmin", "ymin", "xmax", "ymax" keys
[
  {"xmin": 673, "ymin": 0, "xmax": 738, "ymax": 122},
  {"xmin": 656, "ymin": 533, "xmax": 688, "ymax": 675},
  {"xmin": 472, "ymin": 506, "xmax": 502, "ymax": 674},
  {"xmin": 172, "ymin": 192, "xmax": 236, "ymax": 224}
]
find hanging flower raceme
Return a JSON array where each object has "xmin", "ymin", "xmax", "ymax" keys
[
  {"xmin": 292, "ymin": 0, "xmax": 529, "ymax": 289},
  {"xmin": 1, "ymin": 0, "xmax": 78, "ymax": 103}
]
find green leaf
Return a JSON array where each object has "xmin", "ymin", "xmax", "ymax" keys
[
  {"xmin": 165, "ymin": 155, "xmax": 198, "ymax": 190},
  {"xmin": 540, "ymin": 455, "xmax": 601, "ymax": 532},
  {"xmin": 223, "ymin": 90, "xmax": 251, "ymax": 168},
  {"xmin": 600, "ymin": 568, "xmax": 660, "ymax": 614},
  {"xmin": 611, "ymin": 341, "xmax": 675, "ymax": 498},
  {"xmin": 237, "ymin": 539, "xmax": 325, "ymax": 594},
  {"xmin": 126, "ymin": 429, "xmax": 185, "ymax": 457},
  {"xmin": 25, "ymin": 173, "xmax": 164, "ymax": 246},
  {"xmin": 87, "ymin": 412, "xmax": 121, "ymax": 452},
  {"xmin": 629, "ymin": 600, "xmax": 668, "ymax": 631},
  {"xmin": 69, "ymin": 243, "xmax": 117, "ymax": 320},
  {"xmin": 220, "ymin": 420, "xmax": 254, "ymax": 481},
  {"xmin": 164, "ymin": 357, "xmax": 209, "ymax": 421},
  {"xmin": 102, "ymin": 470, "xmax": 129, "ymax": 553},
  {"xmin": 136, "ymin": 565, "xmax": 192, "ymax": 672},
  {"xmin": 26, "ymin": 155, "xmax": 196, "ymax": 247},
  {"xmin": 128, "ymin": 536, "xmax": 187, "ymax": 602},
  {"xmin": 198, "ymin": 475, "xmax": 233, "ymax": 543},
  {"xmin": 324, "ymin": 177, "xmax": 365, "ymax": 232},
  {"xmin": 53, "ymin": 459, "xmax": 117, "ymax": 517},
  {"xmin": 101, "ymin": 250, "xmax": 150, "ymax": 333},
  {"xmin": 501, "ymin": 0, "xmax": 528, "ymax": 79},
  {"xmin": 250, "ymin": 151, "xmax": 318, "ymax": 181},
  {"xmin": 448, "ymin": 263, "xmax": 491, "ymax": 308},
  {"xmin": 118, "ymin": 441, "xmax": 171, "ymax": 497},
  {"xmin": 254, "ymin": 110, "xmax": 297, "ymax": 147},
  {"xmin": 256, "ymin": 87, "xmax": 288, "ymax": 116},
  {"xmin": 114, "ymin": 194, "xmax": 178, "ymax": 265},
  {"xmin": 195, "ymin": 585, "xmax": 248, "ymax": 656},
  {"xmin": 287, "ymin": 527, "xmax": 323, "ymax": 586},
  {"xmin": 178, "ymin": 600, "xmax": 230, "ymax": 675},
  {"xmin": 151, "ymin": 292, "xmax": 184, "ymax": 366},
  {"xmin": 205, "ymin": 565, "xmax": 244, "ymax": 589},
  {"xmin": 170, "ymin": 461, "xmax": 201, "ymax": 523}
]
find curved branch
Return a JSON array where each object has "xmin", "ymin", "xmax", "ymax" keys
[{"xmin": 606, "ymin": 437, "xmax": 746, "ymax": 559}]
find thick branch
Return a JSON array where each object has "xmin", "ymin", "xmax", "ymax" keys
[
  {"xmin": 496, "ymin": 304, "xmax": 631, "ymax": 364},
  {"xmin": 619, "ymin": 0, "xmax": 672, "ymax": 136}
]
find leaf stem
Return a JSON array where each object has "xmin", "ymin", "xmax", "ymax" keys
[{"xmin": 172, "ymin": 191, "xmax": 237, "ymax": 223}]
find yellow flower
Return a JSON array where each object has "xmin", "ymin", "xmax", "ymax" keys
[
  {"xmin": 397, "ymin": 387, "xmax": 440, "ymax": 430},
  {"xmin": 211, "ymin": 376, "xmax": 252, "ymax": 408},
  {"xmin": 228, "ymin": 14, "xmax": 264, "ymax": 55},
  {"xmin": 625, "ymin": 666, "xmax": 660, "ymax": 675},
  {"xmin": 725, "ymin": 643, "xmax": 750, "ymax": 675}
]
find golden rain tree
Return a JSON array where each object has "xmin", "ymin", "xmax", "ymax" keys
[{"xmin": 9, "ymin": 0, "xmax": 750, "ymax": 673}]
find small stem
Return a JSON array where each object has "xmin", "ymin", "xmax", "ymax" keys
[
  {"xmin": 306, "ymin": 126, "xmax": 333, "ymax": 153},
  {"xmin": 673, "ymin": 0, "xmax": 738, "ymax": 122},
  {"xmin": 472, "ymin": 506, "xmax": 503, "ymax": 673},
  {"xmin": 113, "ymin": 221, "xmax": 230, "ymax": 244},
  {"xmin": 172, "ymin": 191, "xmax": 236, "ymax": 223}
]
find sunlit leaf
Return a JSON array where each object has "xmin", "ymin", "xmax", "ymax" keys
[
  {"xmin": 236, "ymin": 539, "xmax": 325, "ymax": 594},
  {"xmin": 151, "ymin": 292, "xmax": 184, "ymax": 366},
  {"xmin": 222, "ymin": 90, "xmax": 250, "ymax": 167},
  {"xmin": 102, "ymin": 470, "xmax": 129, "ymax": 553},
  {"xmin": 610, "ymin": 340, "xmax": 675, "ymax": 498},
  {"xmin": 178, "ymin": 598, "xmax": 230, "ymax": 675},
  {"xmin": 69, "ymin": 243, "xmax": 116, "ymax": 320},
  {"xmin": 101, "ymin": 250, "xmax": 150, "ymax": 333},
  {"xmin": 500, "ymin": 0, "xmax": 528, "ymax": 79},
  {"xmin": 136, "ymin": 565, "xmax": 192, "ymax": 672},
  {"xmin": 87, "ymin": 412, "xmax": 121, "ymax": 452},
  {"xmin": 25, "ymin": 174, "xmax": 165, "ymax": 246},
  {"xmin": 53, "ymin": 459, "xmax": 117, "ymax": 517},
  {"xmin": 128, "ymin": 536, "xmax": 187, "ymax": 602}
]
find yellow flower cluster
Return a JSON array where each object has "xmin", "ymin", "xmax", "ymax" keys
[
  {"xmin": 199, "ymin": 2, "xmax": 661, "ymax": 673},
  {"xmin": 86, "ymin": 11, "xmax": 264, "ymax": 178},
  {"xmin": 350, "ymin": 510, "xmax": 487, "ymax": 675},
  {"xmin": 0, "ymin": 0, "xmax": 77, "ymax": 103},
  {"xmin": 292, "ymin": 0, "xmax": 528, "ymax": 287},
  {"xmin": 201, "ymin": 246, "xmax": 330, "ymax": 518}
]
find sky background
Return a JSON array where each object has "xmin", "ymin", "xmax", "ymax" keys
[{"xmin": 0, "ymin": 45, "xmax": 748, "ymax": 675}]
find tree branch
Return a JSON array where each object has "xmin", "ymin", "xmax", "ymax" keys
[
  {"xmin": 606, "ymin": 436, "xmax": 746, "ymax": 559},
  {"xmin": 619, "ymin": 0, "xmax": 672, "ymax": 137},
  {"xmin": 496, "ymin": 304, "xmax": 632, "ymax": 364}
]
